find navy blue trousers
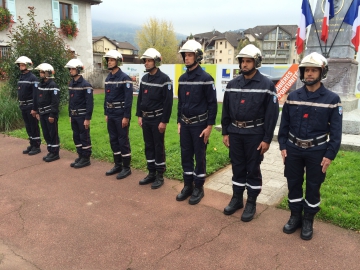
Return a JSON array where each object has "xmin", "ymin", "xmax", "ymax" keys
[
  {"xmin": 107, "ymin": 115, "xmax": 131, "ymax": 157},
  {"xmin": 180, "ymin": 123, "xmax": 207, "ymax": 188},
  {"xmin": 71, "ymin": 116, "xmax": 92, "ymax": 157},
  {"xmin": 40, "ymin": 114, "xmax": 60, "ymax": 154},
  {"xmin": 21, "ymin": 108, "xmax": 41, "ymax": 148},
  {"xmin": 229, "ymin": 133, "xmax": 264, "ymax": 198},
  {"xmin": 142, "ymin": 118, "xmax": 166, "ymax": 173},
  {"xmin": 284, "ymin": 146, "xmax": 326, "ymax": 214}
]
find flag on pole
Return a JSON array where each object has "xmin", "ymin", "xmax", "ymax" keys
[
  {"xmin": 321, "ymin": 0, "xmax": 335, "ymax": 42},
  {"xmin": 296, "ymin": 0, "xmax": 314, "ymax": 54},
  {"xmin": 344, "ymin": 0, "xmax": 360, "ymax": 52}
]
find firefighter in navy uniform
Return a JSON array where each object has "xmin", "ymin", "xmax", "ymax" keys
[
  {"xmin": 15, "ymin": 56, "xmax": 41, "ymax": 155},
  {"xmin": 65, "ymin": 59, "xmax": 94, "ymax": 169},
  {"xmin": 34, "ymin": 63, "xmax": 60, "ymax": 162},
  {"xmin": 278, "ymin": 52, "xmax": 342, "ymax": 240},
  {"xmin": 176, "ymin": 40, "xmax": 217, "ymax": 205},
  {"xmin": 221, "ymin": 44, "xmax": 279, "ymax": 222},
  {"xmin": 103, "ymin": 50, "xmax": 133, "ymax": 179},
  {"xmin": 136, "ymin": 48, "xmax": 173, "ymax": 189}
]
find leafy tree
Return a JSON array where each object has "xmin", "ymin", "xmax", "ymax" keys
[
  {"xmin": 135, "ymin": 17, "xmax": 182, "ymax": 64},
  {"xmin": 236, "ymin": 38, "xmax": 261, "ymax": 55},
  {"xmin": 3, "ymin": 7, "xmax": 72, "ymax": 105},
  {"xmin": 189, "ymin": 33, "xmax": 194, "ymax": 40}
]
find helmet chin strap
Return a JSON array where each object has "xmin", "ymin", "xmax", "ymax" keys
[
  {"xmin": 146, "ymin": 66, "xmax": 156, "ymax": 73},
  {"xmin": 303, "ymin": 77, "xmax": 321, "ymax": 86},
  {"xmin": 241, "ymin": 67, "xmax": 256, "ymax": 76},
  {"xmin": 186, "ymin": 61, "xmax": 197, "ymax": 69}
]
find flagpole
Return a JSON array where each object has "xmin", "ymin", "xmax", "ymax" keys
[
  {"xmin": 327, "ymin": 0, "xmax": 356, "ymax": 57},
  {"xmin": 307, "ymin": 0, "xmax": 325, "ymax": 55}
]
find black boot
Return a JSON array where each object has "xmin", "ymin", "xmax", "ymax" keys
[
  {"xmin": 176, "ymin": 184, "xmax": 194, "ymax": 201},
  {"xmin": 283, "ymin": 212, "xmax": 302, "ymax": 234},
  {"xmin": 23, "ymin": 145, "xmax": 32, "ymax": 154},
  {"xmin": 139, "ymin": 171, "xmax": 156, "ymax": 185},
  {"xmin": 224, "ymin": 191, "xmax": 244, "ymax": 215},
  {"xmin": 301, "ymin": 213, "xmax": 315, "ymax": 240},
  {"xmin": 28, "ymin": 146, "xmax": 41, "ymax": 155},
  {"xmin": 74, "ymin": 156, "xmax": 91, "ymax": 169},
  {"xmin": 151, "ymin": 172, "xmax": 164, "ymax": 189},
  {"xmin": 189, "ymin": 186, "xmax": 204, "ymax": 205},
  {"xmin": 241, "ymin": 196, "xmax": 257, "ymax": 222},
  {"xmin": 106, "ymin": 154, "xmax": 122, "ymax": 176},
  {"xmin": 116, "ymin": 156, "xmax": 131, "ymax": 179},
  {"xmin": 45, "ymin": 152, "xmax": 60, "ymax": 162},
  {"xmin": 43, "ymin": 152, "xmax": 51, "ymax": 161},
  {"xmin": 70, "ymin": 155, "xmax": 81, "ymax": 167}
]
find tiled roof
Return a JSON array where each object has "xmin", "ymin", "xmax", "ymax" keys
[{"xmin": 244, "ymin": 25, "xmax": 297, "ymax": 40}]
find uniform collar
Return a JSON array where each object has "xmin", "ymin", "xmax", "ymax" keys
[
  {"xmin": 298, "ymin": 83, "xmax": 326, "ymax": 100},
  {"xmin": 72, "ymin": 75, "xmax": 83, "ymax": 85},
  {"xmin": 149, "ymin": 68, "xmax": 161, "ymax": 78},
  {"xmin": 110, "ymin": 68, "xmax": 122, "ymax": 78},
  {"xmin": 237, "ymin": 70, "xmax": 261, "ymax": 85},
  {"xmin": 186, "ymin": 64, "xmax": 202, "ymax": 78}
]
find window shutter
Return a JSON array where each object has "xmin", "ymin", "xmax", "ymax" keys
[
  {"xmin": 72, "ymin": 4, "xmax": 79, "ymax": 29},
  {"xmin": 6, "ymin": 0, "xmax": 16, "ymax": 22},
  {"xmin": 52, "ymin": 0, "xmax": 60, "ymax": 28}
]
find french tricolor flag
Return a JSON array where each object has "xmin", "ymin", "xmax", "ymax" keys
[
  {"xmin": 296, "ymin": 0, "xmax": 314, "ymax": 54},
  {"xmin": 344, "ymin": 0, "xmax": 360, "ymax": 52},
  {"xmin": 321, "ymin": 0, "xmax": 334, "ymax": 43}
]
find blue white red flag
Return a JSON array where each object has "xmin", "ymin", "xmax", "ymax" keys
[
  {"xmin": 321, "ymin": 0, "xmax": 335, "ymax": 42},
  {"xmin": 344, "ymin": 0, "xmax": 360, "ymax": 52},
  {"xmin": 296, "ymin": 0, "xmax": 314, "ymax": 54}
]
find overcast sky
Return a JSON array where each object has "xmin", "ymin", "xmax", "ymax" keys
[{"xmin": 91, "ymin": 0, "xmax": 313, "ymax": 35}]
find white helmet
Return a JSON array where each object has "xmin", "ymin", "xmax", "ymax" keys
[
  {"xmin": 64, "ymin": 58, "xmax": 84, "ymax": 74},
  {"xmin": 141, "ymin": 48, "xmax": 162, "ymax": 66},
  {"xmin": 299, "ymin": 52, "xmax": 328, "ymax": 85},
  {"xmin": 15, "ymin": 56, "xmax": 33, "ymax": 70},
  {"xmin": 103, "ymin": 50, "xmax": 123, "ymax": 66},
  {"xmin": 179, "ymin": 40, "xmax": 203, "ymax": 64},
  {"xmin": 236, "ymin": 44, "xmax": 262, "ymax": 68},
  {"xmin": 35, "ymin": 63, "xmax": 55, "ymax": 78}
]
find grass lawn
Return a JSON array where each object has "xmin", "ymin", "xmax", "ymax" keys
[
  {"xmin": 9, "ymin": 94, "xmax": 230, "ymax": 180},
  {"xmin": 8, "ymin": 93, "xmax": 360, "ymax": 231}
]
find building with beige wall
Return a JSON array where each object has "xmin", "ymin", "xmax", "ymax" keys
[
  {"xmin": 92, "ymin": 36, "xmax": 139, "ymax": 68},
  {"xmin": 0, "ymin": 0, "xmax": 101, "ymax": 68}
]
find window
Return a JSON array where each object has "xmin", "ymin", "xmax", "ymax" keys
[
  {"xmin": 219, "ymin": 59, "xmax": 222, "ymax": 62},
  {"xmin": 216, "ymin": 59, "xmax": 217, "ymax": 63},
  {"xmin": 52, "ymin": 0, "xmax": 79, "ymax": 29},
  {"xmin": 216, "ymin": 42, "xmax": 218, "ymax": 49},
  {"xmin": 59, "ymin": 2, "xmax": 71, "ymax": 20},
  {"xmin": 0, "ymin": 46, "xmax": 10, "ymax": 58},
  {"xmin": 228, "ymin": 49, "xmax": 232, "ymax": 55},
  {"xmin": 228, "ymin": 58, "xmax": 231, "ymax": 64},
  {"xmin": 220, "ymin": 42, "xmax": 222, "ymax": 45},
  {"xmin": 225, "ymin": 41, "xmax": 227, "ymax": 49},
  {"xmin": 220, "ymin": 50, "xmax": 222, "ymax": 54}
]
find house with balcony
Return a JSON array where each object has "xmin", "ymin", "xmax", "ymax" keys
[
  {"xmin": 0, "ymin": 0, "xmax": 101, "ymax": 67},
  {"xmin": 244, "ymin": 25, "xmax": 298, "ymax": 64},
  {"xmin": 92, "ymin": 36, "xmax": 140, "ymax": 69}
]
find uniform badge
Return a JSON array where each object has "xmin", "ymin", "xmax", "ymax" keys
[
  {"xmin": 35, "ymin": 83, "xmax": 38, "ymax": 87},
  {"xmin": 18, "ymin": 87, "xmax": 20, "ymax": 89},
  {"xmin": 126, "ymin": 83, "xmax": 130, "ymax": 88},
  {"xmin": 339, "ymin": 106, "xmax": 343, "ymax": 115},
  {"xmin": 241, "ymin": 99, "xmax": 245, "ymax": 104},
  {"xmin": 107, "ymin": 89, "xmax": 110, "ymax": 93},
  {"xmin": 186, "ymin": 92, "xmax": 190, "ymax": 96},
  {"xmin": 54, "ymin": 90, "xmax": 58, "ymax": 95},
  {"xmin": 71, "ymin": 94, "xmax": 74, "ymax": 97},
  {"xmin": 212, "ymin": 84, "xmax": 215, "ymax": 90},
  {"xmin": 144, "ymin": 89, "xmax": 148, "ymax": 94},
  {"xmin": 87, "ymin": 89, "xmax": 91, "ymax": 94},
  {"xmin": 168, "ymin": 84, "xmax": 172, "ymax": 91},
  {"xmin": 273, "ymin": 95, "xmax": 277, "ymax": 103}
]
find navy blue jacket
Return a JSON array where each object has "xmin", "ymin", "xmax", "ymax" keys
[
  {"xmin": 68, "ymin": 76, "xmax": 94, "ymax": 120},
  {"xmin": 136, "ymin": 68, "xmax": 173, "ymax": 123},
  {"xmin": 104, "ymin": 68, "xmax": 133, "ymax": 119},
  {"xmin": 36, "ymin": 79, "xmax": 60, "ymax": 118},
  {"xmin": 278, "ymin": 84, "xmax": 342, "ymax": 160},
  {"xmin": 177, "ymin": 65, "xmax": 217, "ymax": 126},
  {"xmin": 17, "ymin": 71, "xmax": 38, "ymax": 111},
  {"xmin": 221, "ymin": 70, "xmax": 279, "ymax": 144}
]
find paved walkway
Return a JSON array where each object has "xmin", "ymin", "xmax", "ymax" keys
[
  {"xmin": 206, "ymin": 127, "xmax": 360, "ymax": 205},
  {"xmin": 0, "ymin": 135, "xmax": 360, "ymax": 269}
]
